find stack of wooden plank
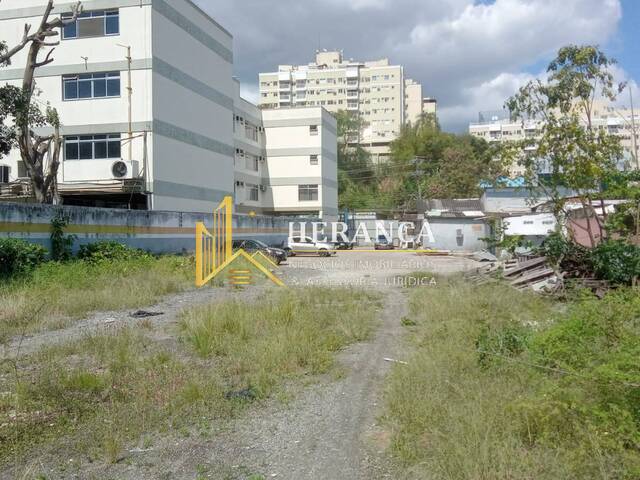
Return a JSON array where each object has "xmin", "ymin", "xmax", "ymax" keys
[
  {"xmin": 503, "ymin": 257, "xmax": 556, "ymax": 291},
  {"xmin": 466, "ymin": 256, "xmax": 611, "ymax": 296}
]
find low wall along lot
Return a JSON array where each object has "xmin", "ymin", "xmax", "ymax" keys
[{"xmin": 0, "ymin": 203, "xmax": 300, "ymax": 253}]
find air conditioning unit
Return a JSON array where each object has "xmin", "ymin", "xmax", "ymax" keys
[
  {"xmin": 111, "ymin": 160, "xmax": 139, "ymax": 179},
  {"xmin": 235, "ymin": 181, "xmax": 245, "ymax": 187},
  {"xmin": 259, "ymin": 185, "xmax": 267, "ymax": 192}
]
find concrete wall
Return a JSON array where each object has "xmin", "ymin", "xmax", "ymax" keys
[
  {"xmin": 425, "ymin": 217, "xmax": 489, "ymax": 252},
  {"xmin": 0, "ymin": 202, "xmax": 302, "ymax": 254}
]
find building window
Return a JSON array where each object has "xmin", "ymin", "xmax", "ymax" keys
[
  {"xmin": 246, "ymin": 154, "xmax": 259, "ymax": 171},
  {"xmin": 0, "ymin": 165, "xmax": 9, "ymax": 183},
  {"xmin": 247, "ymin": 183, "xmax": 259, "ymax": 201},
  {"xmin": 64, "ymin": 134, "xmax": 121, "ymax": 160},
  {"xmin": 16, "ymin": 161, "xmax": 27, "ymax": 178},
  {"xmin": 63, "ymin": 72, "xmax": 120, "ymax": 100},
  {"xmin": 310, "ymin": 125, "xmax": 319, "ymax": 136},
  {"xmin": 310, "ymin": 154, "xmax": 319, "ymax": 165},
  {"xmin": 245, "ymin": 123, "xmax": 258, "ymax": 142},
  {"xmin": 62, "ymin": 10, "xmax": 119, "ymax": 39},
  {"xmin": 299, "ymin": 184, "xmax": 318, "ymax": 202}
]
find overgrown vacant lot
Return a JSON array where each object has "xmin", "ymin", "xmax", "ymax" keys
[
  {"xmin": 0, "ymin": 287, "xmax": 380, "ymax": 474},
  {"xmin": 0, "ymin": 255, "xmax": 192, "ymax": 341},
  {"xmin": 384, "ymin": 277, "xmax": 640, "ymax": 480}
]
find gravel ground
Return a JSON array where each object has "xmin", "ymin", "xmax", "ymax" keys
[{"xmin": 4, "ymin": 251, "xmax": 477, "ymax": 479}]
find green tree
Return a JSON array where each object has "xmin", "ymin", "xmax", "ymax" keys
[
  {"xmin": 505, "ymin": 45, "xmax": 625, "ymax": 246},
  {"xmin": 389, "ymin": 114, "xmax": 504, "ymax": 207},
  {"xmin": 335, "ymin": 110, "xmax": 379, "ymax": 210}
]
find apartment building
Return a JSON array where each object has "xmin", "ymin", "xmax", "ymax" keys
[
  {"xmin": 469, "ymin": 104, "xmax": 640, "ymax": 175},
  {"xmin": 233, "ymin": 81, "xmax": 338, "ymax": 218},
  {"xmin": 0, "ymin": 0, "xmax": 338, "ymax": 218},
  {"xmin": 423, "ymin": 97, "xmax": 437, "ymax": 118},
  {"xmin": 404, "ymin": 79, "xmax": 423, "ymax": 125},
  {"xmin": 259, "ymin": 50, "xmax": 434, "ymax": 162}
]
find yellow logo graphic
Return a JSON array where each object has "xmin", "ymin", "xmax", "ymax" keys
[{"xmin": 195, "ymin": 196, "xmax": 285, "ymax": 287}]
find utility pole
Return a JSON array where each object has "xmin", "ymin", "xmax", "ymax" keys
[
  {"xmin": 630, "ymin": 87, "xmax": 639, "ymax": 170},
  {"xmin": 412, "ymin": 156, "xmax": 426, "ymax": 200},
  {"xmin": 118, "ymin": 44, "xmax": 133, "ymax": 161}
]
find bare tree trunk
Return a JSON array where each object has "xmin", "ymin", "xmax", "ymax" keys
[{"xmin": 13, "ymin": 0, "xmax": 81, "ymax": 203}]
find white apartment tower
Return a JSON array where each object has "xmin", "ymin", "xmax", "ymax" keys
[
  {"xmin": 0, "ymin": 0, "xmax": 338, "ymax": 218},
  {"xmin": 469, "ymin": 102, "xmax": 640, "ymax": 176},
  {"xmin": 259, "ymin": 50, "xmax": 434, "ymax": 162}
]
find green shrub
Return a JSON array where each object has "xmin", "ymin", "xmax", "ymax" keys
[
  {"xmin": 0, "ymin": 238, "xmax": 47, "ymax": 278},
  {"xmin": 384, "ymin": 278, "xmax": 640, "ymax": 479},
  {"xmin": 78, "ymin": 241, "xmax": 149, "ymax": 263},
  {"xmin": 50, "ymin": 210, "xmax": 76, "ymax": 262},
  {"xmin": 590, "ymin": 240, "xmax": 640, "ymax": 285},
  {"xmin": 476, "ymin": 321, "xmax": 531, "ymax": 366},
  {"xmin": 522, "ymin": 289, "xmax": 640, "ymax": 476}
]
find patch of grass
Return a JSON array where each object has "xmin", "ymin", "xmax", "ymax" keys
[
  {"xmin": 0, "ymin": 255, "xmax": 192, "ymax": 341},
  {"xmin": 383, "ymin": 275, "xmax": 640, "ymax": 479},
  {"xmin": 0, "ymin": 287, "xmax": 380, "ymax": 470},
  {"xmin": 179, "ymin": 287, "xmax": 380, "ymax": 397},
  {"xmin": 0, "ymin": 327, "xmax": 231, "ymax": 466}
]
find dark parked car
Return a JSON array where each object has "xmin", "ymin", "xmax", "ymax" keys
[
  {"xmin": 332, "ymin": 240, "xmax": 355, "ymax": 250},
  {"xmin": 232, "ymin": 239, "xmax": 287, "ymax": 265},
  {"xmin": 374, "ymin": 235, "xmax": 395, "ymax": 250}
]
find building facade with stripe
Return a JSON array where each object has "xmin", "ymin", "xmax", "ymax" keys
[{"xmin": 0, "ymin": 0, "xmax": 338, "ymax": 219}]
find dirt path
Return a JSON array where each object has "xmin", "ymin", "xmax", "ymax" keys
[
  {"xmin": 5, "ymin": 253, "xmax": 474, "ymax": 479},
  {"xmin": 85, "ymin": 287, "xmax": 409, "ymax": 480}
]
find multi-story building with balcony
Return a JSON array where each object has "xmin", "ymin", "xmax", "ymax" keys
[
  {"xmin": 0, "ymin": 0, "xmax": 338, "ymax": 218},
  {"xmin": 259, "ymin": 50, "xmax": 434, "ymax": 162},
  {"xmin": 469, "ymin": 104, "xmax": 640, "ymax": 176}
]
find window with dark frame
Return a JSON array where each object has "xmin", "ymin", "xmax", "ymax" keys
[
  {"xmin": 247, "ymin": 183, "xmax": 259, "ymax": 201},
  {"xmin": 310, "ymin": 154, "xmax": 319, "ymax": 165},
  {"xmin": 298, "ymin": 184, "xmax": 318, "ymax": 201},
  {"xmin": 63, "ymin": 72, "xmax": 120, "ymax": 100},
  {"xmin": 64, "ymin": 134, "xmax": 121, "ymax": 161},
  {"xmin": 0, "ymin": 165, "xmax": 9, "ymax": 183},
  {"xmin": 310, "ymin": 125, "xmax": 319, "ymax": 135},
  {"xmin": 62, "ymin": 10, "xmax": 119, "ymax": 39}
]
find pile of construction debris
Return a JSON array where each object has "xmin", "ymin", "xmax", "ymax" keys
[{"xmin": 466, "ymin": 255, "xmax": 610, "ymax": 296}]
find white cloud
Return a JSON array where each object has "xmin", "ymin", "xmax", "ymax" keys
[
  {"xmin": 609, "ymin": 64, "xmax": 640, "ymax": 110},
  {"xmin": 439, "ymin": 71, "xmax": 536, "ymax": 130},
  {"xmin": 195, "ymin": 0, "xmax": 627, "ymax": 131},
  {"xmin": 319, "ymin": 0, "xmax": 390, "ymax": 10}
]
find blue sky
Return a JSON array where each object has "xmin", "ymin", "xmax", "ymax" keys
[
  {"xmin": 613, "ymin": 1, "xmax": 639, "ymax": 83},
  {"xmin": 198, "ymin": 0, "xmax": 638, "ymax": 132}
]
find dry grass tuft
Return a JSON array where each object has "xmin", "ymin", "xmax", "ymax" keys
[
  {"xmin": 0, "ymin": 287, "xmax": 380, "ymax": 472},
  {"xmin": 0, "ymin": 256, "xmax": 192, "ymax": 341}
]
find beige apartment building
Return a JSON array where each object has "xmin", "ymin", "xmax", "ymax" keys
[
  {"xmin": 259, "ymin": 50, "xmax": 434, "ymax": 162},
  {"xmin": 469, "ymin": 103, "xmax": 640, "ymax": 175}
]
